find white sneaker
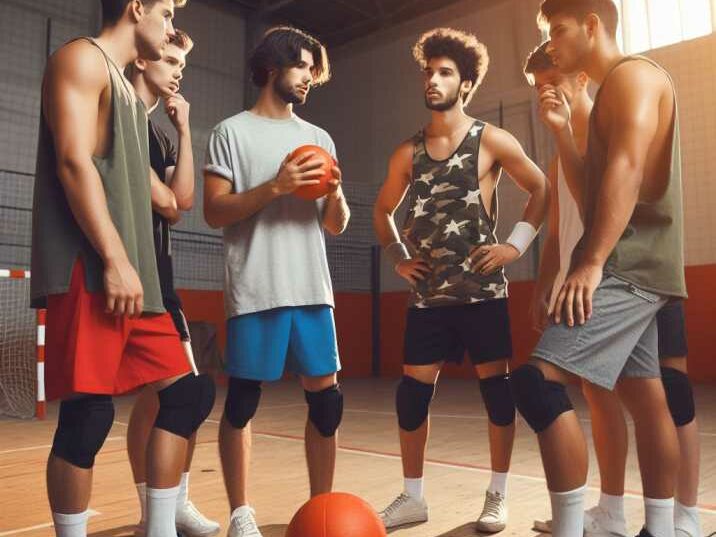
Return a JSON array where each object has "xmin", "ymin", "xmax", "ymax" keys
[
  {"xmin": 675, "ymin": 504, "xmax": 703, "ymax": 537},
  {"xmin": 475, "ymin": 491, "xmax": 508, "ymax": 533},
  {"xmin": 228, "ymin": 506, "xmax": 263, "ymax": 537},
  {"xmin": 532, "ymin": 505, "xmax": 628, "ymax": 536},
  {"xmin": 583, "ymin": 505, "xmax": 628, "ymax": 537},
  {"xmin": 378, "ymin": 492, "xmax": 428, "ymax": 528},
  {"xmin": 176, "ymin": 501, "xmax": 221, "ymax": 537}
]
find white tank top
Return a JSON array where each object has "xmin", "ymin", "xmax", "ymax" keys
[{"xmin": 548, "ymin": 160, "xmax": 585, "ymax": 312}]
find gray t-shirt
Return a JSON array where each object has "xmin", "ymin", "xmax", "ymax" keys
[{"xmin": 205, "ymin": 111, "xmax": 336, "ymax": 318}]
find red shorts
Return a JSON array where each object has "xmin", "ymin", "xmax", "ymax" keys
[{"xmin": 45, "ymin": 260, "xmax": 191, "ymax": 401}]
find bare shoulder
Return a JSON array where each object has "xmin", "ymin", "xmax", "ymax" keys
[
  {"xmin": 481, "ymin": 122, "xmax": 522, "ymax": 154},
  {"xmin": 46, "ymin": 39, "xmax": 108, "ymax": 91},
  {"xmin": 389, "ymin": 138, "xmax": 415, "ymax": 169},
  {"xmin": 601, "ymin": 59, "xmax": 671, "ymax": 105}
]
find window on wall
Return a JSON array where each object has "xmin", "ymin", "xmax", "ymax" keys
[{"xmin": 617, "ymin": 0, "xmax": 715, "ymax": 53}]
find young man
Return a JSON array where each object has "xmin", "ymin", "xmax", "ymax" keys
[
  {"xmin": 373, "ymin": 28, "xmax": 548, "ymax": 532},
  {"xmin": 203, "ymin": 26, "xmax": 350, "ymax": 537},
  {"xmin": 30, "ymin": 2, "xmax": 214, "ymax": 536},
  {"xmin": 527, "ymin": 39, "xmax": 703, "ymax": 537},
  {"xmin": 511, "ymin": 2, "xmax": 687, "ymax": 536},
  {"xmin": 126, "ymin": 29, "xmax": 220, "ymax": 537}
]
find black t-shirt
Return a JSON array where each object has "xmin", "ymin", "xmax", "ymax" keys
[{"xmin": 148, "ymin": 119, "xmax": 182, "ymax": 311}]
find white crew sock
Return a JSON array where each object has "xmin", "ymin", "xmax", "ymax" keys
[
  {"xmin": 136, "ymin": 482, "xmax": 147, "ymax": 523},
  {"xmin": 599, "ymin": 492, "xmax": 625, "ymax": 520},
  {"xmin": 488, "ymin": 471, "xmax": 508, "ymax": 497},
  {"xmin": 645, "ymin": 497, "xmax": 675, "ymax": 537},
  {"xmin": 550, "ymin": 485, "xmax": 586, "ymax": 537},
  {"xmin": 52, "ymin": 510, "xmax": 89, "ymax": 537},
  {"xmin": 176, "ymin": 472, "xmax": 190, "ymax": 510},
  {"xmin": 674, "ymin": 501, "xmax": 702, "ymax": 537},
  {"xmin": 404, "ymin": 477, "xmax": 424, "ymax": 499},
  {"xmin": 146, "ymin": 485, "xmax": 180, "ymax": 537}
]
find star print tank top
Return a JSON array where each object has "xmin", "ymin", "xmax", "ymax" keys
[{"xmin": 401, "ymin": 120, "xmax": 508, "ymax": 308}]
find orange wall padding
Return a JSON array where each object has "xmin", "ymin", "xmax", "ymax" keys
[{"xmin": 177, "ymin": 264, "xmax": 715, "ymax": 382}]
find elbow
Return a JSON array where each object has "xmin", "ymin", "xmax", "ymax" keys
[
  {"xmin": 177, "ymin": 196, "xmax": 194, "ymax": 212},
  {"xmin": 203, "ymin": 206, "xmax": 223, "ymax": 229},
  {"xmin": 55, "ymin": 156, "xmax": 90, "ymax": 186}
]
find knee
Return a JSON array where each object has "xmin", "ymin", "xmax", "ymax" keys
[
  {"xmin": 396, "ymin": 375, "xmax": 435, "ymax": 432},
  {"xmin": 510, "ymin": 364, "xmax": 573, "ymax": 433},
  {"xmin": 479, "ymin": 374, "xmax": 516, "ymax": 426},
  {"xmin": 661, "ymin": 367, "xmax": 695, "ymax": 427},
  {"xmin": 155, "ymin": 374, "xmax": 216, "ymax": 439},
  {"xmin": 305, "ymin": 384, "xmax": 344, "ymax": 438},
  {"xmin": 224, "ymin": 377, "xmax": 262, "ymax": 429},
  {"xmin": 51, "ymin": 395, "xmax": 115, "ymax": 469}
]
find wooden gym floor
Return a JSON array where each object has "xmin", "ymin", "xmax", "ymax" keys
[{"xmin": 1, "ymin": 379, "xmax": 715, "ymax": 536}]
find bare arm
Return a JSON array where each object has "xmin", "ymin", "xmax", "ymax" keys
[
  {"xmin": 163, "ymin": 93, "xmax": 194, "ymax": 210},
  {"xmin": 488, "ymin": 125, "xmax": 549, "ymax": 230},
  {"xmin": 321, "ymin": 166, "xmax": 350, "ymax": 236},
  {"xmin": 471, "ymin": 125, "xmax": 550, "ymax": 275},
  {"xmin": 150, "ymin": 168, "xmax": 179, "ymax": 224},
  {"xmin": 581, "ymin": 66, "xmax": 662, "ymax": 267},
  {"xmin": 45, "ymin": 41, "xmax": 143, "ymax": 317},
  {"xmin": 539, "ymin": 85, "xmax": 585, "ymax": 214},
  {"xmin": 553, "ymin": 64, "xmax": 664, "ymax": 327},
  {"xmin": 373, "ymin": 141, "xmax": 430, "ymax": 285},
  {"xmin": 204, "ymin": 151, "xmax": 325, "ymax": 229},
  {"xmin": 373, "ymin": 141, "xmax": 413, "ymax": 247},
  {"xmin": 204, "ymin": 173, "xmax": 277, "ymax": 229},
  {"xmin": 532, "ymin": 159, "xmax": 561, "ymax": 329}
]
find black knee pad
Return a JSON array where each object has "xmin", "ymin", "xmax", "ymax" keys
[
  {"xmin": 51, "ymin": 395, "xmax": 115, "ymax": 469},
  {"xmin": 155, "ymin": 374, "xmax": 216, "ymax": 439},
  {"xmin": 224, "ymin": 377, "xmax": 262, "ymax": 429},
  {"xmin": 479, "ymin": 374, "xmax": 516, "ymax": 427},
  {"xmin": 661, "ymin": 367, "xmax": 695, "ymax": 427},
  {"xmin": 510, "ymin": 364, "xmax": 573, "ymax": 433},
  {"xmin": 305, "ymin": 384, "xmax": 344, "ymax": 438},
  {"xmin": 396, "ymin": 375, "xmax": 435, "ymax": 432}
]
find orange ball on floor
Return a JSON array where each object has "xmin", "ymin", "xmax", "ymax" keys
[{"xmin": 285, "ymin": 492, "xmax": 386, "ymax": 537}]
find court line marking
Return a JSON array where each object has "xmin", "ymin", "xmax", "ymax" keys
[
  {"xmin": 203, "ymin": 418, "xmax": 716, "ymax": 515},
  {"xmin": 340, "ymin": 408, "xmax": 716, "ymax": 437},
  {"xmin": 0, "ymin": 510, "xmax": 100, "ymax": 536}
]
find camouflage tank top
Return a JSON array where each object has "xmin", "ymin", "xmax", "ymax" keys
[{"xmin": 401, "ymin": 120, "xmax": 508, "ymax": 308}]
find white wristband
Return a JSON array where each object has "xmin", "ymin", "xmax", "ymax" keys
[
  {"xmin": 505, "ymin": 221, "xmax": 538, "ymax": 257},
  {"xmin": 385, "ymin": 242, "xmax": 411, "ymax": 267}
]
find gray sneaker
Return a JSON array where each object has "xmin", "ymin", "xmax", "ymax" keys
[
  {"xmin": 475, "ymin": 491, "xmax": 507, "ymax": 533},
  {"xmin": 378, "ymin": 492, "xmax": 428, "ymax": 529}
]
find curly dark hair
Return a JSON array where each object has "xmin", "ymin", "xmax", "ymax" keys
[
  {"xmin": 249, "ymin": 26, "xmax": 331, "ymax": 88},
  {"xmin": 412, "ymin": 27, "xmax": 489, "ymax": 105},
  {"xmin": 538, "ymin": 0, "xmax": 619, "ymax": 38}
]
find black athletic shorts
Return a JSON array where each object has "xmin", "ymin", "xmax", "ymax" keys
[
  {"xmin": 404, "ymin": 298, "xmax": 513, "ymax": 366},
  {"xmin": 657, "ymin": 300, "xmax": 688, "ymax": 359}
]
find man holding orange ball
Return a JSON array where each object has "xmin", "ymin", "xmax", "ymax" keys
[{"xmin": 203, "ymin": 26, "xmax": 350, "ymax": 537}]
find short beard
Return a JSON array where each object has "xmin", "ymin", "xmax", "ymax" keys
[
  {"xmin": 274, "ymin": 75, "xmax": 304, "ymax": 105},
  {"xmin": 425, "ymin": 90, "xmax": 461, "ymax": 112}
]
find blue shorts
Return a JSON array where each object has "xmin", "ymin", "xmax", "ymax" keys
[{"xmin": 226, "ymin": 305, "xmax": 341, "ymax": 381}]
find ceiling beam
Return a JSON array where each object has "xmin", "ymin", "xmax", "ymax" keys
[{"xmin": 260, "ymin": 0, "xmax": 295, "ymax": 15}]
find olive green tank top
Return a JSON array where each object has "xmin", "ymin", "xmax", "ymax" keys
[
  {"xmin": 579, "ymin": 55, "xmax": 687, "ymax": 298},
  {"xmin": 31, "ymin": 38, "xmax": 165, "ymax": 313}
]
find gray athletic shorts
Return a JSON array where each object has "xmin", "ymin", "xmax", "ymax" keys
[{"xmin": 533, "ymin": 275, "xmax": 668, "ymax": 390}]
